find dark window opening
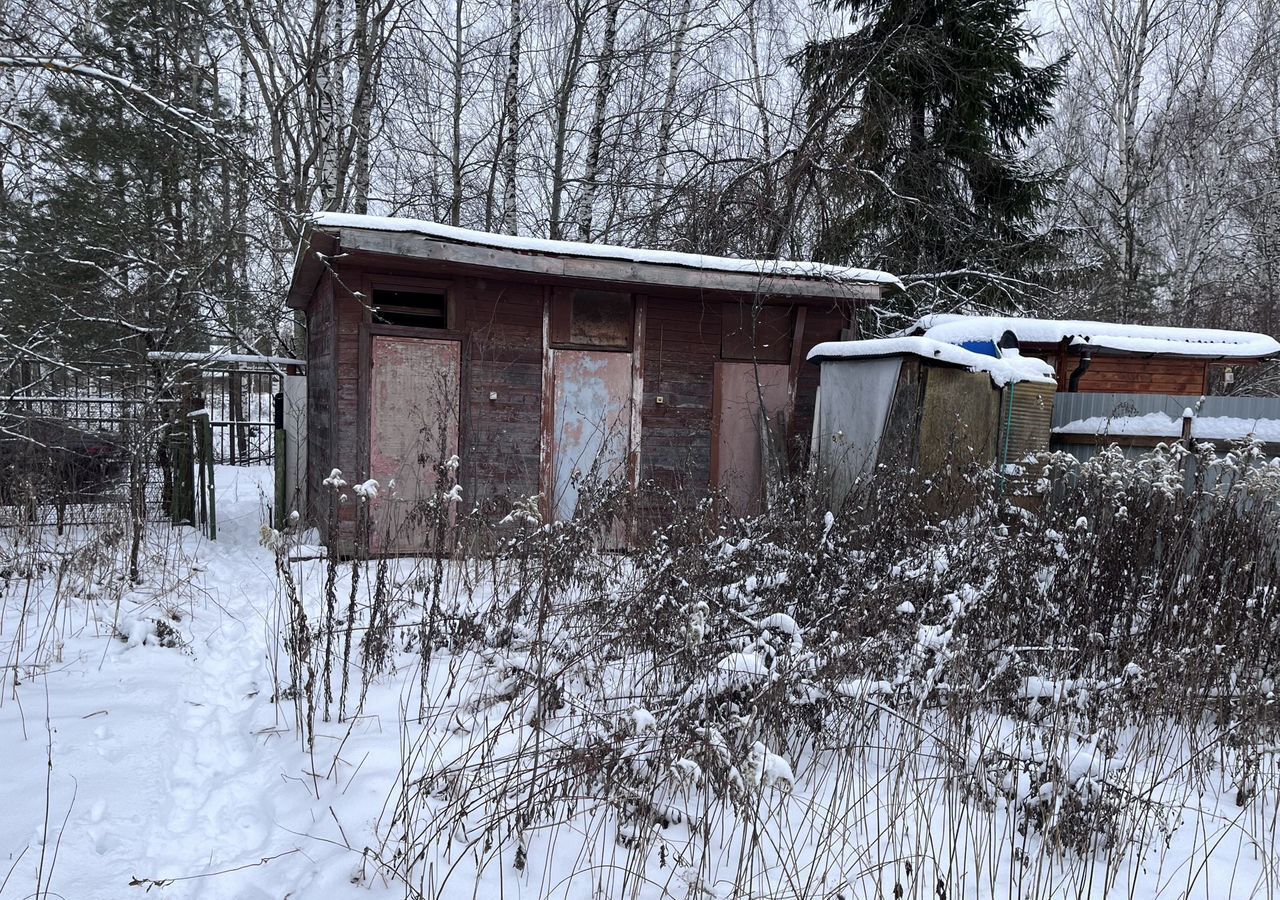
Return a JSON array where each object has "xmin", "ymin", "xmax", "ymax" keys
[
  {"xmin": 371, "ymin": 287, "xmax": 448, "ymax": 329},
  {"xmin": 550, "ymin": 289, "xmax": 633, "ymax": 348},
  {"xmin": 570, "ymin": 290, "xmax": 632, "ymax": 346}
]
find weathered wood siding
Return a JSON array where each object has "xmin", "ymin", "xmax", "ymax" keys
[
  {"xmin": 455, "ymin": 279, "xmax": 544, "ymax": 507},
  {"xmin": 638, "ymin": 296, "xmax": 720, "ymax": 497},
  {"xmin": 302, "ymin": 254, "xmax": 859, "ymax": 544},
  {"xmin": 332, "ymin": 267, "xmax": 365, "ymax": 534},
  {"xmin": 305, "ymin": 277, "xmax": 336, "ymax": 524},
  {"xmin": 1030, "ymin": 348, "xmax": 1209, "ymax": 395}
]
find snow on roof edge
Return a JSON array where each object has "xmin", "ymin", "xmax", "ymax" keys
[
  {"xmin": 309, "ymin": 212, "xmax": 902, "ymax": 290},
  {"xmin": 909, "ymin": 314, "xmax": 1280, "ymax": 359},
  {"xmin": 807, "ymin": 336, "xmax": 1057, "ymax": 387}
]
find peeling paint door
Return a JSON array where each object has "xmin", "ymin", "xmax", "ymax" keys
[
  {"xmin": 550, "ymin": 350, "xmax": 632, "ymax": 522},
  {"xmin": 369, "ymin": 336, "xmax": 461, "ymax": 553},
  {"xmin": 713, "ymin": 362, "xmax": 792, "ymax": 517}
]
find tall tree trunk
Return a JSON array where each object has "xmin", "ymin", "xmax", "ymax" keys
[
  {"xmin": 315, "ymin": 0, "xmax": 340, "ymax": 211},
  {"xmin": 499, "ymin": 0, "xmax": 523, "ymax": 235},
  {"xmin": 449, "ymin": 0, "xmax": 465, "ymax": 226},
  {"xmin": 577, "ymin": 0, "xmax": 620, "ymax": 241},
  {"xmin": 1116, "ymin": 0, "xmax": 1154, "ymax": 322},
  {"xmin": 352, "ymin": 0, "xmax": 372, "ymax": 214},
  {"xmin": 549, "ymin": 1, "xmax": 588, "ymax": 240},
  {"xmin": 649, "ymin": 0, "xmax": 692, "ymax": 242},
  {"xmin": 485, "ymin": 100, "xmax": 508, "ymax": 232},
  {"xmin": 742, "ymin": 0, "xmax": 774, "ymax": 250}
]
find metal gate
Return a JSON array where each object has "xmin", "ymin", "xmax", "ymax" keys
[{"xmin": 0, "ymin": 354, "xmax": 303, "ymax": 526}]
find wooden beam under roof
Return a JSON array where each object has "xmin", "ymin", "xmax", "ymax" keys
[{"xmin": 288, "ymin": 223, "xmax": 888, "ymax": 307}]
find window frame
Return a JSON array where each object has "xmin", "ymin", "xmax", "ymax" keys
[
  {"xmin": 548, "ymin": 287, "xmax": 635, "ymax": 351},
  {"xmin": 365, "ymin": 275, "xmax": 455, "ymax": 332}
]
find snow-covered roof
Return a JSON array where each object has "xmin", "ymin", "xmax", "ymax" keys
[
  {"xmin": 806, "ymin": 336, "xmax": 1057, "ymax": 387},
  {"xmin": 907, "ymin": 314, "xmax": 1280, "ymax": 359},
  {"xmin": 308, "ymin": 212, "xmax": 902, "ymax": 290}
]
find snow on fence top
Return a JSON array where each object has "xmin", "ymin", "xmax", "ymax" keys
[
  {"xmin": 147, "ymin": 351, "xmax": 306, "ymax": 368},
  {"xmin": 806, "ymin": 336, "xmax": 1057, "ymax": 387},
  {"xmin": 909, "ymin": 314, "xmax": 1280, "ymax": 359},
  {"xmin": 1054, "ymin": 412, "xmax": 1280, "ymax": 443},
  {"xmin": 309, "ymin": 212, "xmax": 903, "ymax": 289}
]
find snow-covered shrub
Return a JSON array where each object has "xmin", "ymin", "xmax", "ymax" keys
[{"xmin": 265, "ymin": 440, "xmax": 1280, "ymax": 897}]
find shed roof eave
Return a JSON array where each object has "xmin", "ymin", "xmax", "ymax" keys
[
  {"xmin": 305, "ymin": 221, "xmax": 891, "ymax": 302},
  {"xmin": 285, "ymin": 226, "xmax": 337, "ymax": 309}
]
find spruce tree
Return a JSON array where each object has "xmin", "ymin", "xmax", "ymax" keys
[
  {"xmin": 0, "ymin": 0, "xmax": 242, "ymax": 364},
  {"xmin": 796, "ymin": 0, "xmax": 1066, "ymax": 317}
]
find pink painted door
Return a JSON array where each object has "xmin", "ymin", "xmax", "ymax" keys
[
  {"xmin": 713, "ymin": 362, "xmax": 792, "ymax": 517},
  {"xmin": 369, "ymin": 336, "xmax": 461, "ymax": 552},
  {"xmin": 551, "ymin": 350, "xmax": 632, "ymax": 522}
]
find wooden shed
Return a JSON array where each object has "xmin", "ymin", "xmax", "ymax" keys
[
  {"xmin": 903, "ymin": 315, "xmax": 1280, "ymax": 395},
  {"xmin": 807, "ymin": 337, "xmax": 1057, "ymax": 509},
  {"xmin": 286, "ymin": 214, "xmax": 899, "ymax": 550}
]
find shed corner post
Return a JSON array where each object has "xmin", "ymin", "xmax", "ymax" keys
[
  {"xmin": 538, "ymin": 285, "xmax": 556, "ymax": 524},
  {"xmin": 627, "ymin": 295, "xmax": 647, "ymax": 544},
  {"xmin": 785, "ymin": 304, "xmax": 808, "ymax": 453}
]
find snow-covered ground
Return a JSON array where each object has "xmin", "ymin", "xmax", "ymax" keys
[
  {"xmin": 0, "ymin": 466, "xmax": 1276, "ymax": 899},
  {"xmin": 0, "ymin": 467, "xmax": 391, "ymax": 898}
]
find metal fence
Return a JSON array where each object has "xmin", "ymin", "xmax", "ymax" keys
[
  {"xmin": 1051, "ymin": 392, "xmax": 1280, "ymax": 462},
  {"xmin": 189, "ymin": 367, "xmax": 280, "ymax": 465},
  {"xmin": 1052, "ymin": 392, "xmax": 1280, "ymax": 425},
  {"xmin": 0, "ymin": 357, "xmax": 300, "ymax": 524},
  {"xmin": 3, "ymin": 362, "xmax": 288, "ymax": 464}
]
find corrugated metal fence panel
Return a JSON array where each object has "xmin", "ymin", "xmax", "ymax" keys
[
  {"xmin": 1051, "ymin": 392, "xmax": 1280, "ymax": 463},
  {"xmin": 1056, "ymin": 442, "xmax": 1153, "ymax": 464},
  {"xmin": 1198, "ymin": 395, "xmax": 1280, "ymax": 419},
  {"xmin": 1053, "ymin": 392, "xmax": 1280, "ymax": 427},
  {"xmin": 1051, "ymin": 392, "xmax": 1199, "ymax": 428},
  {"xmin": 1002, "ymin": 381, "xmax": 1056, "ymax": 462}
]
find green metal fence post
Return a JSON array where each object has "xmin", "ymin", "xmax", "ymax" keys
[
  {"xmin": 273, "ymin": 392, "xmax": 286, "ymax": 530},
  {"xmin": 203, "ymin": 414, "xmax": 217, "ymax": 541}
]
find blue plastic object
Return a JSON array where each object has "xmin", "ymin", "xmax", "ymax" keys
[{"xmin": 959, "ymin": 340, "xmax": 1000, "ymax": 358}]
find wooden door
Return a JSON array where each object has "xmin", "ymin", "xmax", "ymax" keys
[
  {"xmin": 550, "ymin": 349, "xmax": 632, "ymax": 521},
  {"xmin": 713, "ymin": 362, "xmax": 792, "ymax": 517},
  {"xmin": 368, "ymin": 336, "xmax": 461, "ymax": 553}
]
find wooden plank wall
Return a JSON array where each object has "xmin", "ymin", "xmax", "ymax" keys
[
  {"xmin": 317, "ymin": 264, "xmax": 548, "ymax": 540},
  {"xmin": 1034, "ymin": 349, "xmax": 1209, "ymax": 395},
  {"xmin": 1077, "ymin": 354, "xmax": 1207, "ymax": 394},
  {"xmin": 457, "ymin": 278, "xmax": 547, "ymax": 507},
  {"xmin": 638, "ymin": 295, "xmax": 720, "ymax": 498},
  {"xmin": 332, "ymin": 270, "xmax": 364, "ymax": 532},
  {"xmin": 635, "ymin": 298, "xmax": 848, "ymax": 522},
  {"xmin": 305, "ymin": 277, "xmax": 336, "ymax": 525},
  {"xmin": 306, "ymin": 261, "xmax": 854, "ymax": 540}
]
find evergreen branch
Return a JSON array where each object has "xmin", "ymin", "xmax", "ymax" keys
[
  {"xmin": 0, "ymin": 56, "xmax": 263, "ymax": 174},
  {"xmin": 0, "ymin": 56, "xmax": 219, "ymax": 135},
  {"xmin": 899, "ymin": 268, "xmax": 1046, "ymax": 290}
]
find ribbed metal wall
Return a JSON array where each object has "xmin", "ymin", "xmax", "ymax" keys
[
  {"xmin": 1050, "ymin": 392, "xmax": 1280, "ymax": 462},
  {"xmin": 1052, "ymin": 392, "xmax": 1280, "ymax": 427},
  {"xmin": 1001, "ymin": 381, "xmax": 1055, "ymax": 463}
]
